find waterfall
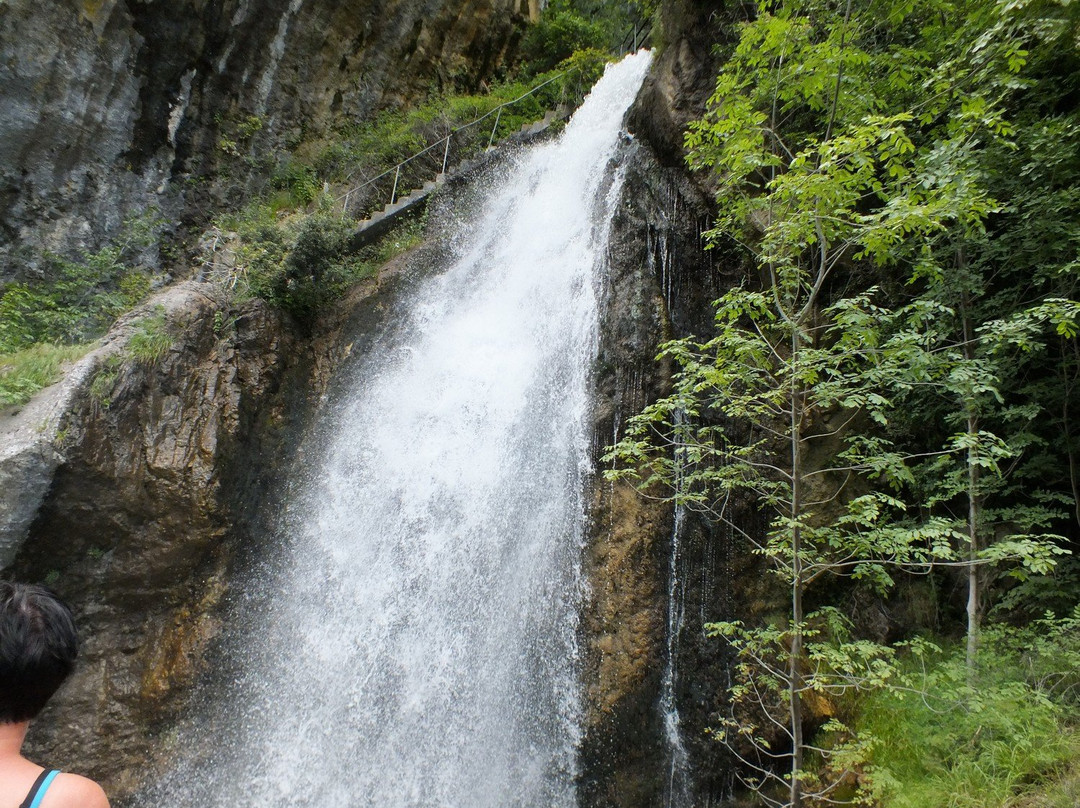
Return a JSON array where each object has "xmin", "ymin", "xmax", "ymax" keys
[{"xmin": 144, "ymin": 50, "xmax": 653, "ymax": 808}]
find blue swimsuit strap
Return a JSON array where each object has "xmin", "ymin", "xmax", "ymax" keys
[{"xmin": 20, "ymin": 770, "xmax": 60, "ymax": 808}]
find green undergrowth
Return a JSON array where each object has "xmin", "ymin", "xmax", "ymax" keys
[
  {"xmin": 0, "ymin": 343, "xmax": 92, "ymax": 407},
  {"xmin": 277, "ymin": 48, "xmax": 609, "ymax": 219},
  {"xmin": 0, "ymin": 213, "xmax": 161, "ymax": 406},
  {"xmin": 88, "ymin": 355, "xmax": 123, "ymax": 410},
  {"xmin": 855, "ymin": 614, "xmax": 1080, "ymax": 808},
  {"xmin": 83, "ymin": 309, "xmax": 176, "ymax": 411},
  {"xmin": 518, "ymin": 0, "xmax": 658, "ymax": 74},
  {"xmin": 213, "ymin": 202, "xmax": 426, "ymax": 320}
]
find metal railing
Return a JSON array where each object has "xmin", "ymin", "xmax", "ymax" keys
[
  {"xmin": 337, "ymin": 70, "xmax": 569, "ymax": 217},
  {"xmin": 619, "ymin": 20, "xmax": 653, "ymax": 54},
  {"xmin": 335, "ymin": 18, "xmax": 653, "ymax": 222}
]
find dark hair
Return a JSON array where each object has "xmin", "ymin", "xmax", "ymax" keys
[{"xmin": 0, "ymin": 582, "xmax": 79, "ymax": 723}]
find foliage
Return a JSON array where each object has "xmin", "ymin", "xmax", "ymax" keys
[
  {"xmin": 0, "ymin": 343, "xmax": 91, "ymax": 407},
  {"xmin": 606, "ymin": 278, "xmax": 1063, "ymax": 804},
  {"xmin": 708, "ymin": 610, "xmax": 896, "ymax": 805},
  {"xmin": 127, "ymin": 309, "xmax": 173, "ymax": 365},
  {"xmin": 214, "ymin": 204, "xmax": 425, "ymax": 319},
  {"xmin": 858, "ymin": 617, "xmax": 1080, "ymax": 807},
  {"xmin": 556, "ymin": 48, "xmax": 611, "ymax": 105},
  {"xmin": 0, "ymin": 213, "xmax": 160, "ymax": 353},
  {"xmin": 608, "ymin": 0, "xmax": 1080, "ymax": 802},
  {"xmin": 369, "ymin": 214, "xmax": 426, "ymax": 264},
  {"xmin": 270, "ymin": 159, "xmax": 321, "ymax": 208},
  {"xmin": 314, "ymin": 60, "xmax": 605, "ymax": 222},
  {"xmin": 519, "ymin": 6, "xmax": 607, "ymax": 75},
  {"xmin": 217, "ymin": 113, "xmax": 265, "ymax": 157},
  {"xmin": 523, "ymin": 0, "xmax": 654, "ymax": 65}
]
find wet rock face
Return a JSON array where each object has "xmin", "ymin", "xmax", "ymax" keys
[
  {"xmin": 580, "ymin": 133, "xmax": 729, "ymax": 805},
  {"xmin": 3, "ymin": 283, "xmax": 319, "ymax": 797},
  {"xmin": 0, "ymin": 0, "xmax": 527, "ymax": 282},
  {"xmin": 582, "ymin": 3, "xmax": 762, "ymax": 798},
  {"xmin": 626, "ymin": 0, "xmax": 735, "ymax": 173}
]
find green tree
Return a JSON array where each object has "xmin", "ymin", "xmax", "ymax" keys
[
  {"xmin": 606, "ymin": 281, "xmax": 973, "ymax": 805},
  {"xmin": 607, "ymin": 0, "xmax": 1078, "ymax": 802}
]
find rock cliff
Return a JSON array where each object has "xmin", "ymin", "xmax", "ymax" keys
[
  {"xmin": 581, "ymin": 139, "xmax": 731, "ymax": 806},
  {"xmin": 0, "ymin": 1, "xmax": 748, "ymax": 803},
  {"xmin": 3, "ymin": 281, "xmax": 316, "ymax": 794},
  {"xmin": 0, "ymin": 0, "xmax": 528, "ymax": 282},
  {"xmin": 579, "ymin": 2, "xmax": 757, "ymax": 802},
  {"xmin": 1, "ymin": 251, "xmax": 431, "ymax": 798}
]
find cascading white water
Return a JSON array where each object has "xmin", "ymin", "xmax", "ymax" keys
[{"xmin": 146, "ymin": 50, "xmax": 653, "ymax": 808}]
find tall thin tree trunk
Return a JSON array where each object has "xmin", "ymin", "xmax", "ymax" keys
[
  {"xmin": 790, "ymin": 557, "xmax": 804, "ymax": 808},
  {"xmin": 961, "ymin": 292, "xmax": 981, "ymax": 679},
  {"xmin": 789, "ymin": 329, "xmax": 804, "ymax": 808},
  {"xmin": 965, "ymin": 411, "xmax": 980, "ymax": 678}
]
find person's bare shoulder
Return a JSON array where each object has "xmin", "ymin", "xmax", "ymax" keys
[{"xmin": 45, "ymin": 773, "xmax": 110, "ymax": 808}]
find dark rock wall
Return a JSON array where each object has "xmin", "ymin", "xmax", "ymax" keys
[
  {"xmin": 580, "ymin": 143, "xmax": 728, "ymax": 806},
  {"xmin": 581, "ymin": 3, "xmax": 759, "ymax": 804},
  {"xmin": 0, "ymin": 0, "xmax": 528, "ymax": 282}
]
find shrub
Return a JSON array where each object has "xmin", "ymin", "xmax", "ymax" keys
[
  {"xmin": 556, "ymin": 48, "xmax": 611, "ymax": 105},
  {"xmin": 270, "ymin": 160, "xmax": 321, "ymax": 207},
  {"xmin": 220, "ymin": 209, "xmax": 404, "ymax": 319},
  {"xmin": 519, "ymin": 8, "xmax": 607, "ymax": 75},
  {"xmin": 856, "ymin": 623, "xmax": 1080, "ymax": 808}
]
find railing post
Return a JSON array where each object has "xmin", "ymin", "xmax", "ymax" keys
[
  {"xmin": 338, "ymin": 73, "xmax": 564, "ymax": 215},
  {"xmin": 488, "ymin": 107, "xmax": 502, "ymax": 148}
]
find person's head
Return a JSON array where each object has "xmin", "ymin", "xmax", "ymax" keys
[{"xmin": 0, "ymin": 582, "xmax": 78, "ymax": 724}]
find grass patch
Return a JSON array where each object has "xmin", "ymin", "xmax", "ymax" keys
[
  {"xmin": 0, "ymin": 213, "xmax": 163, "ymax": 408},
  {"xmin": 128, "ymin": 309, "xmax": 173, "ymax": 365},
  {"xmin": 855, "ymin": 617, "xmax": 1080, "ymax": 807},
  {"xmin": 0, "ymin": 343, "xmax": 91, "ymax": 407},
  {"xmin": 372, "ymin": 215, "xmax": 426, "ymax": 263}
]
